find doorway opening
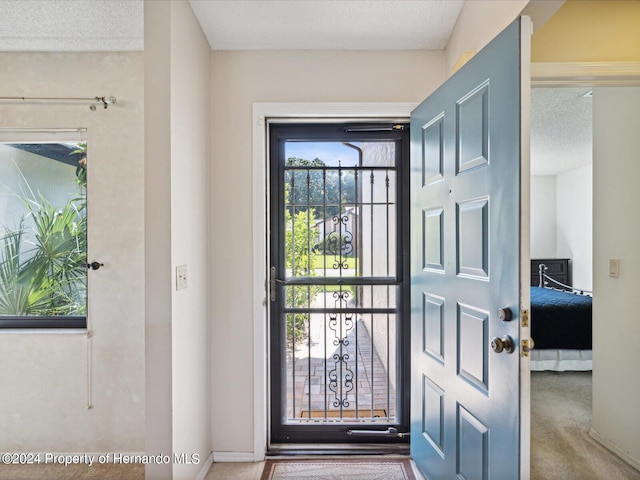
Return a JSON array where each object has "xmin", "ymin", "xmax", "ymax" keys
[{"xmin": 268, "ymin": 122, "xmax": 410, "ymax": 448}]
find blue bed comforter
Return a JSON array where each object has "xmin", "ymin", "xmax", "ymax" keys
[{"xmin": 530, "ymin": 287, "xmax": 592, "ymax": 350}]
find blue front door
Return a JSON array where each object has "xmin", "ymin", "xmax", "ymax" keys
[{"xmin": 410, "ymin": 17, "xmax": 531, "ymax": 479}]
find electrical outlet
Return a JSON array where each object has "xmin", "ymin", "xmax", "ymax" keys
[{"xmin": 176, "ymin": 265, "xmax": 188, "ymax": 290}]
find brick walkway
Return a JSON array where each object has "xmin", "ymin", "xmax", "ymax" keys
[{"xmin": 286, "ymin": 315, "xmax": 396, "ymax": 423}]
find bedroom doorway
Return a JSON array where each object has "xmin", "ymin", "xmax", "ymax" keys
[
  {"xmin": 529, "ymin": 86, "xmax": 593, "ymax": 374},
  {"xmin": 529, "ymin": 85, "xmax": 640, "ymax": 479},
  {"xmin": 529, "ymin": 85, "xmax": 595, "ymax": 479}
]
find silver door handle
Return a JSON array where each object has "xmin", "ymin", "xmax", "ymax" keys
[{"xmin": 270, "ymin": 266, "xmax": 286, "ymax": 302}]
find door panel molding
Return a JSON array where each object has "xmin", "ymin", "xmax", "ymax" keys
[{"xmin": 410, "ymin": 17, "xmax": 531, "ymax": 479}]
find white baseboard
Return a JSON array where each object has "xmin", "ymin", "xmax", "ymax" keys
[
  {"xmin": 212, "ymin": 451, "xmax": 257, "ymax": 463},
  {"xmin": 195, "ymin": 452, "xmax": 214, "ymax": 480},
  {"xmin": 589, "ymin": 428, "xmax": 640, "ymax": 471}
]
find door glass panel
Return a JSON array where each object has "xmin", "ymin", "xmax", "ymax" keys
[{"xmin": 280, "ymin": 140, "xmax": 400, "ymax": 426}]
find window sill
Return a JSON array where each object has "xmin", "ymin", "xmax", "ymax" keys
[{"xmin": 0, "ymin": 328, "xmax": 88, "ymax": 335}]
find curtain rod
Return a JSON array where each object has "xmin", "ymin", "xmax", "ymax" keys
[{"xmin": 0, "ymin": 95, "xmax": 116, "ymax": 110}]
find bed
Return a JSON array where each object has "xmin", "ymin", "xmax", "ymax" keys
[{"xmin": 529, "ymin": 260, "xmax": 592, "ymax": 371}]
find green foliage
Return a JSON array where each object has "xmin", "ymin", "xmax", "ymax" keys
[
  {"xmin": 286, "ymin": 157, "xmax": 356, "ymax": 218},
  {"xmin": 283, "ymin": 156, "xmax": 360, "ymax": 348},
  {"xmin": 284, "ymin": 200, "xmax": 320, "ymax": 348},
  {"xmin": 0, "ymin": 145, "xmax": 87, "ymax": 317},
  {"xmin": 71, "ymin": 143, "xmax": 87, "ymax": 188}
]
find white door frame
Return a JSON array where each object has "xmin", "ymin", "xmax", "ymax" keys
[
  {"xmin": 531, "ymin": 62, "xmax": 640, "ymax": 87},
  {"xmin": 251, "ymin": 103, "xmax": 415, "ymax": 459}
]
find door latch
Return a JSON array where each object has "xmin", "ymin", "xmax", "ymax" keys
[
  {"xmin": 270, "ymin": 266, "xmax": 285, "ymax": 301},
  {"xmin": 521, "ymin": 338, "xmax": 535, "ymax": 357}
]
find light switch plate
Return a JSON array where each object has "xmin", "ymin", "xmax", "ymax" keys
[
  {"xmin": 609, "ymin": 259, "xmax": 620, "ymax": 278},
  {"xmin": 176, "ymin": 264, "xmax": 188, "ymax": 290}
]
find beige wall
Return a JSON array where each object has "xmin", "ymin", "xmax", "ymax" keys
[
  {"xmin": 592, "ymin": 86, "xmax": 640, "ymax": 468},
  {"xmin": 169, "ymin": 1, "xmax": 212, "ymax": 479},
  {"xmin": 532, "ymin": 0, "xmax": 640, "ymax": 63},
  {"xmin": 145, "ymin": 1, "xmax": 212, "ymax": 478},
  {"xmin": 210, "ymin": 49, "xmax": 445, "ymax": 455},
  {"xmin": 556, "ymin": 165, "xmax": 592, "ymax": 290},
  {"xmin": 530, "ymin": 167, "xmax": 593, "ymax": 289},
  {"xmin": 0, "ymin": 52, "xmax": 145, "ymax": 452},
  {"xmin": 145, "ymin": 4, "xmax": 173, "ymax": 477},
  {"xmin": 530, "ymin": 175, "xmax": 557, "ymax": 258}
]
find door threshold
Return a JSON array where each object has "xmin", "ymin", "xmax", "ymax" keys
[{"xmin": 266, "ymin": 443, "xmax": 410, "ymax": 457}]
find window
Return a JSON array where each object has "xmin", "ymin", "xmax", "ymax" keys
[{"xmin": 0, "ymin": 131, "xmax": 87, "ymax": 328}]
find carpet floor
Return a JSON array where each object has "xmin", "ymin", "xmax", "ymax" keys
[
  {"xmin": 0, "ymin": 463, "xmax": 143, "ymax": 480},
  {"xmin": 260, "ymin": 458, "xmax": 416, "ymax": 480},
  {"xmin": 531, "ymin": 371, "xmax": 640, "ymax": 480}
]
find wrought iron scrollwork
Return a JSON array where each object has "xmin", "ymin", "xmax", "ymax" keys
[
  {"xmin": 327, "ymin": 291, "xmax": 355, "ymax": 408},
  {"xmin": 322, "ymin": 214, "xmax": 354, "ymax": 270}
]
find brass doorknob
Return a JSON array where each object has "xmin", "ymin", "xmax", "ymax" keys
[
  {"xmin": 491, "ymin": 335, "xmax": 515, "ymax": 354},
  {"xmin": 522, "ymin": 338, "xmax": 535, "ymax": 354}
]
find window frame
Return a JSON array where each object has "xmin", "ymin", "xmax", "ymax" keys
[{"xmin": 0, "ymin": 129, "xmax": 88, "ymax": 330}]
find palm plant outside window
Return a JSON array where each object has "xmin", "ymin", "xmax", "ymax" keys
[{"xmin": 0, "ymin": 136, "xmax": 87, "ymax": 328}]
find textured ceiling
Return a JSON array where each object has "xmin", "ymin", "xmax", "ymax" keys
[
  {"xmin": 0, "ymin": 0, "xmax": 589, "ymax": 177},
  {"xmin": 189, "ymin": 0, "xmax": 464, "ymax": 50},
  {"xmin": 531, "ymin": 87, "xmax": 593, "ymax": 176},
  {"xmin": 0, "ymin": 0, "xmax": 143, "ymax": 51},
  {"xmin": 0, "ymin": 0, "xmax": 463, "ymax": 52}
]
